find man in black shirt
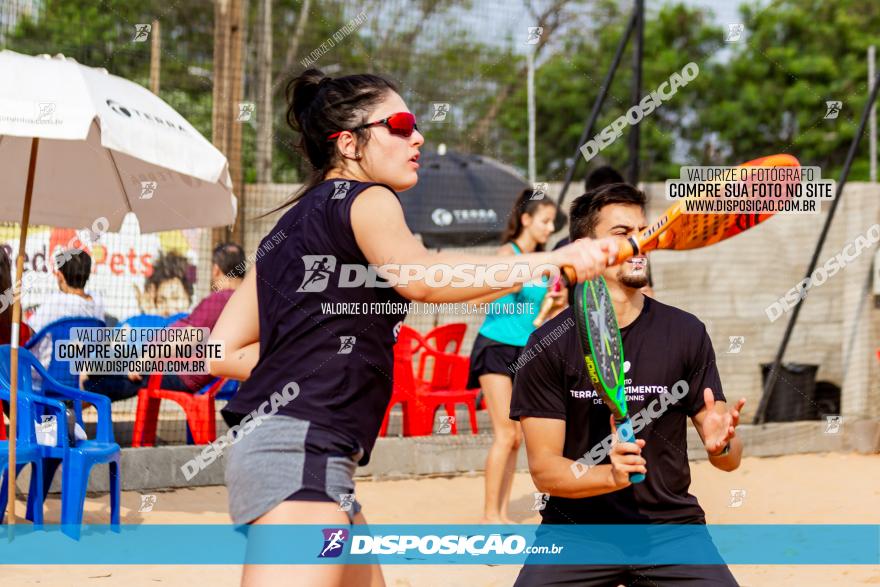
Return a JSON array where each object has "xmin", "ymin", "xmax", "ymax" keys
[{"xmin": 511, "ymin": 183, "xmax": 745, "ymax": 586}]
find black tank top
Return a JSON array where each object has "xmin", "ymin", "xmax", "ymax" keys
[{"xmin": 223, "ymin": 179, "xmax": 409, "ymax": 465}]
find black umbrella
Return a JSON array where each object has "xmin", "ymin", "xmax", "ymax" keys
[{"xmin": 399, "ymin": 149, "xmax": 529, "ymax": 248}]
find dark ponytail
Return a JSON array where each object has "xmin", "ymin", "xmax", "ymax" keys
[
  {"xmin": 0, "ymin": 248, "xmax": 14, "ymax": 335},
  {"xmin": 500, "ymin": 189, "xmax": 557, "ymax": 252},
  {"xmin": 269, "ymin": 68, "xmax": 398, "ymax": 213}
]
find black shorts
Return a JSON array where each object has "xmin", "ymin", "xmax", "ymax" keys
[
  {"xmin": 515, "ymin": 524, "xmax": 738, "ymax": 586},
  {"xmin": 467, "ymin": 334, "xmax": 523, "ymax": 388},
  {"xmin": 514, "ymin": 563, "xmax": 738, "ymax": 586}
]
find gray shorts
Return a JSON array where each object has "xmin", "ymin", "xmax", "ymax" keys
[{"xmin": 225, "ymin": 414, "xmax": 364, "ymax": 525}]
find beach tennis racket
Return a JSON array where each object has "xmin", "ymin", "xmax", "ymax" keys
[
  {"xmin": 612, "ymin": 153, "xmax": 800, "ymax": 262},
  {"xmin": 571, "ymin": 276, "xmax": 645, "ymax": 484},
  {"xmin": 560, "ymin": 154, "xmax": 800, "ymax": 286}
]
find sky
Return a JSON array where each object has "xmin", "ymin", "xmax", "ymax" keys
[
  {"xmin": 682, "ymin": 0, "xmax": 756, "ymax": 27},
  {"xmin": 480, "ymin": 0, "xmax": 770, "ymax": 55}
]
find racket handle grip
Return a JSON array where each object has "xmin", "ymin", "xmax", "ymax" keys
[
  {"xmin": 560, "ymin": 265, "xmax": 576, "ymax": 287},
  {"xmin": 613, "ymin": 237, "xmax": 637, "ymax": 266},
  {"xmin": 616, "ymin": 417, "xmax": 646, "ymax": 484},
  {"xmin": 559, "ymin": 235, "xmax": 636, "ymax": 284}
]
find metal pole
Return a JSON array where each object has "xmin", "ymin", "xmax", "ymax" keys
[
  {"xmin": 556, "ymin": 10, "xmax": 637, "ymax": 210},
  {"xmin": 754, "ymin": 66, "xmax": 880, "ymax": 424},
  {"xmin": 870, "ymin": 46, "xmax": 877, "ymax": 182},
  {"xmin": 527, "ymin": 46, "xmax": 536, "ymax": 185},
  {"xmin": 628, "ymin": 0, "xmax": 644, "ymax": 184}
]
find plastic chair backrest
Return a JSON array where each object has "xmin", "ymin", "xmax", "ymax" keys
[
  {"xmin": 166, "ymin": 312, "xmax": 188, "ymax": 324},
  {"xmin": 118, "ymin": 314, "xmax": 170, "ymax": 329},
  {"xmin": 419, "ymin": 324, "xmax": 467, "ymax": 389},
  {"xmin": 0, "ymin": 345, "xmax": 38, "ymax": 401},
  {"xmin": 4, "ymin": 344, "xmax": 112, "ymax": 443},
  {"xmin": 419, "ymin": 346, "xmax": 471, "ymax": 391},
  {"xmin": 392, "ymin": 325, "xmax": 424, "ymax": 394},
  {"xmin": 0, "ymin": 345, "xmax": 42, "ymax": 444},
  {"xmin": 25, "ymin": 316, "xmax": 106, "ymax": 388},
  {"xmin": 423, "ymin": 323, "xmax": 466, "ymax": 354},
  {"xmin": 215, "ymin": 379, "xmax": 240, "ymax": 401}
]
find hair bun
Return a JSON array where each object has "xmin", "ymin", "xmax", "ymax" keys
[{"xmin": 287, "ymin": 68, "xmax": 327, "ymax": 129}]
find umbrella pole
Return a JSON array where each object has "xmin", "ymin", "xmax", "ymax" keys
[{"xmin": 6, "ymin": 137, "xmax": 38, "ymax": 527}]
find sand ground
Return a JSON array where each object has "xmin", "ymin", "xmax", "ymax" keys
[{"xmin": 2, "ymin": 452, "xmax": 879, "ymax": 586}]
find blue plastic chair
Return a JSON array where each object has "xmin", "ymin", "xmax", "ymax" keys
[
  {"xmin": 0, "ymin": 346, "xmax": 120, "ymax": 539},
  {"xmin": 118, "ymin": 313, "xmax": 187, "ymax": 329},
  {"xmin": 25, "ymin": 316, "xmax": 106, "ymax": 389},
  {"xmin": 0, "ymin": 379, "xmax": 65, "ymax": 526},
  {"xmin": 181, "ymin": 379, "xmax": 239, "ymax": 445},
  {"xmin": 166, "ymin": 312, "xmax": 187, "ymax": 324},
  {"xmin": 215, "ymin": 379, "xmax": 240, "ymax": 402},
  {"xmin": 117, "ymin": 314, "xmax": 169, "ymax": 329}
]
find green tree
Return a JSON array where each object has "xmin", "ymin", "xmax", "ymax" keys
[
  {"xmin": 698, "ymin": 0, "xmax": 880, "ymax": 180},
  {"xmin": 496, "ymin": 1, "xmax": 723, "ymax": 182},
  {"xmin": 3, "ymin": 0, "xmax": 217, "ymax": 139}
]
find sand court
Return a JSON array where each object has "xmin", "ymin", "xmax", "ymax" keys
[{"xmin": 3, "ymin": 452, "xmax": 878, "ymax": 586}]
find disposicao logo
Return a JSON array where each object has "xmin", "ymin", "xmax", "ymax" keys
[{"xmin": 318, "ymin": 528, "xmax": 349, "ymax": 558}]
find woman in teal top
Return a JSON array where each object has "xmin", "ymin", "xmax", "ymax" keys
[
  {"xmin": 476, "ymin": 242, "xmax": 549, "ymax": 346},
  {"xmin": 468, "ymin": 188, "xmax": 563, "ymax": 523}
]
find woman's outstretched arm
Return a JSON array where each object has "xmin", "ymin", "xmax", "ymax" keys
[
  {"xmin": 209, "ymin": 269, "xmax": 260, "ymax": 380},
  {"xmin": 352, "ymin": 186, "xmax": 616, "ymax": 303}
]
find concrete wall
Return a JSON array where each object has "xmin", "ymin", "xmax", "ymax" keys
[
  {"xmin": 241, "ymin": 181, "xmax": 880, "ymax": 421},
  {"xmin": 639, "ymin": 182, "xmax": 880, "ymax": 421}
]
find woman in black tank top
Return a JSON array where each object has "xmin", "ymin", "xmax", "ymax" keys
[{"xmin": 209, "ymin": 68, "xmax": 617, "ymax": 587}]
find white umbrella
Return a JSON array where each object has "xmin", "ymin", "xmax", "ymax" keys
[{"xmin": 0, "ymin": 50, "xmax": 238, "ymax": 523}]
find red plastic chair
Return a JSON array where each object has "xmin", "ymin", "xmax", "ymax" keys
[
  {"xmin": 408, "ymin": 347, "xmax": 479, "ymax": 436},
  {"xmin": 423, "ymin": 323, "xmax": 466, "ymax": 354},
  {"xmin": 132, "ymin": 375, "xmax": 228, "ymax": 447},
  {"xmin": 379, "ymin": 325, "xmax": 425, "ymax": 437},
  {"xmin": 419, "ymin": 323, "xmax": 466, "ymax": 389},
  {"xmin": 380, "ymin": 325, "xmax": 478, "ymax": 437}
]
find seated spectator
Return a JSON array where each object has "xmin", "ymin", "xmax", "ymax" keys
[
  {"xmin": 0, "ymin": 248, "xmax": 34, "ymax": 347},
  {"xmin": 83, "ymin": 242, "xmax": 246, "ymax": 401},
  {"xmin": 134, "ymin": 251, "xmax": 195, "ymax": 317},
  {"xmin": 28, "ymin": 248, "xmax": 104, "ymax": 366}
]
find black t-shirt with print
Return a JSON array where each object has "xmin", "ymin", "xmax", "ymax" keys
[{"xmin": 510, "ymin": 297, "xmax": 724, "ymax": 525}]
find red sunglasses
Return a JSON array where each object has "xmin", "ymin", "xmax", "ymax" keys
[{"xmin": 327, "ymin": 112, "xmax": 419, "ymax": 140}]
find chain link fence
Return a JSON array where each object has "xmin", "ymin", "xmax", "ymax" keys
[{"xmin": 2, "ymin": 0, "xmax": 874, "ymax": 443}]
